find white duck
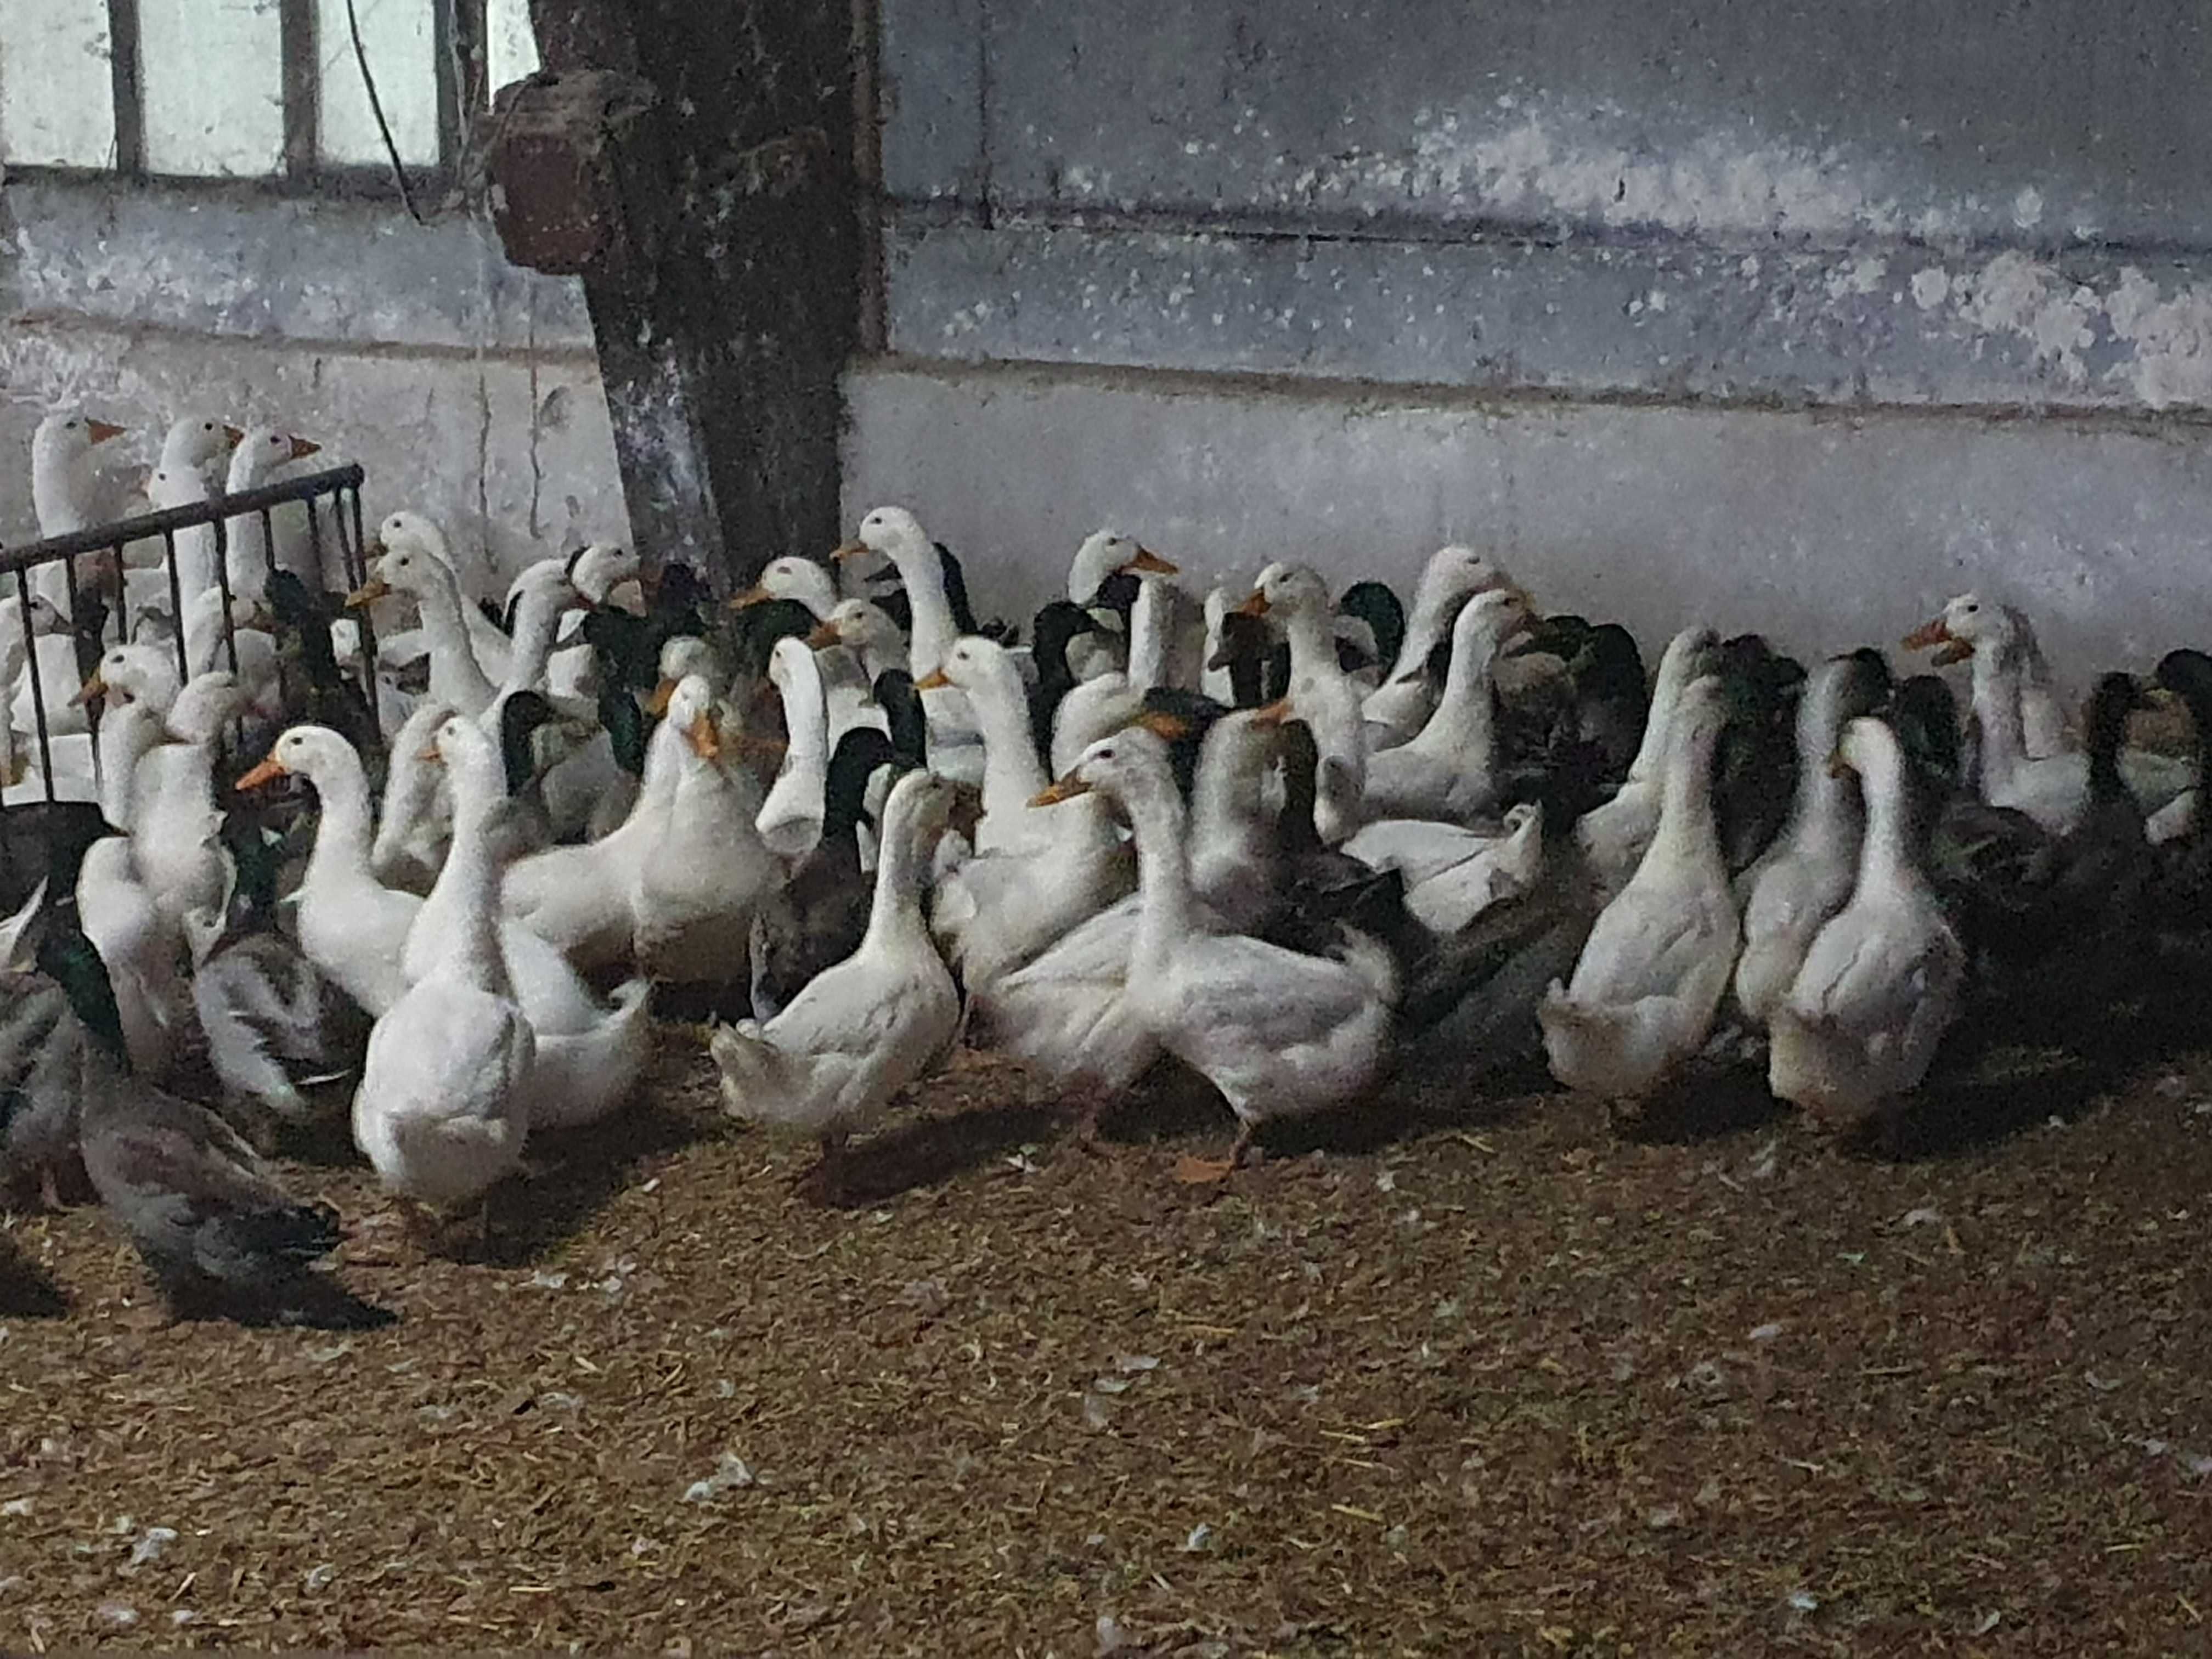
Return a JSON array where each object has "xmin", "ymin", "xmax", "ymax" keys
[
  {"xmin": 1908, "ymin": 595, "xmax": 2187, "ymax": 835},
  {"xmin": 352, "ymin": 718, "xmax": 533, "ymax": 1211},
  {"xmin": 1904, "ymin": 592, "xmax": 2073, "ymax": 763},
  {"xmin": 924, "ymin": 637, "xmax": 1133, "ymax": 989},
  {"xmin": 1769, "ymin": 714, "xmax": 1965, "ymax": 1134},
  {"xmin": 1038, "ymin": 725, "xmax": 1397, "ymax": 1171},
  {"xmin": 371, "ymin": 697, "xmax": 456, "ymax": 894},
  {"xmin": 1049, "ymin": 535, "xmax": 1187, "ymax": 775},
  {"xmin": 407, "ymin": 715, "xmax": 654, "ymax": 1131},
  {"xmin": 1362, "ymin": 545, "xmax": 1513, "ymax": 751},
  {"xmin": 834, "ymin": 506, "xmax": 982, "ymax": 783},
  {"xmin": 130, "ymin": 670, "xmax": 249, "ymax": 933},
  {"xmin": 8, "ymin": 591, "xmax": 95, "ymax": 742},
  {"xmin": 77, "ymin": 833, "xmax": 189, "ymax": 1083},
  {"xmin": 755, "ymin": 634, "xmax": 831, "ymax": 863},
  {"xmin": 1733, "ymin": 652, "xmax": 1887, "ymax": 1024},
  {"xmin": 1238, "ymin": 563, "xmax": 1366, "ymax": 845},
  {"xmin": 349, "ymin": 527, "xmax": 498, "ymax": 719},
  {"xmin": 28, "ymin": 411, "xmax": 127, "ymax": 622},
  {"xmin": 1576, "ymin": 625, "xmax": 1716, "ymax": 901},
  {"xmin": 240, "ymin": 726, "xmax": 630, "ymax": 1040},
  {"xmin": 74, "ymin": 642, "xmax": 181, "ymax": 827},
  {"xmin": 973, "ymin": 705, "xmax": 1289, "ymax": 1130},
  {"xmin": 499, "ymin": 694, "xmax": 687, "ymax": 972},
  {"xmin": 1359, "ymin": 587, "xmax": 1532, "ymax": 825},
  {"xmin": 731, "ymin": 554, "xmax": 842, "ymax": 620},
  {"xmin": 806, "ymin": 599, "xmax": 900, "ymax": 746},
  {"xmin": 1541, "ymin": 674, "xmax": 1739, "ymax": 1104},
  {"xmin": 222, "ymin": 426, "xmax": 322, "ymax": 597},
  {"xmin": 630, "ymin": 674, "xmax": 775, "ymax": 984},
  {"xmin": 366, "ymin": 511, "xmax": 515, "ymax": 685},
  {"xmin": 710, "ymin": 768, "xmax": 963, "ymax": 1193},
  {"xmin": 1345, "ymin": 800, "xmax": 1547, "ymax": 937}
]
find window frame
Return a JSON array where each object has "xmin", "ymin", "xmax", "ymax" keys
[{"xmin": 7, "ymin": 0, "xmax": 489, "ymax": 194}]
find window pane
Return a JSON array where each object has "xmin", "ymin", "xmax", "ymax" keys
[
  {"xmin": 318, "ymin": 0, "xmax": 438, "ymax": 168},
  {"xmin": 140, "ymin": 0, "xmax": 283, "ymax": 176},
  {"xmin": 0, "ymin": 0, "xmax": 116, "ymax": 168},
  {"xmin": 487, "ymin": 0, "xmax": 541, "ymax": 91}
]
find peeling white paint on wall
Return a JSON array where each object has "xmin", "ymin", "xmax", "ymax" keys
[
  {"xmin": 1254, "ymin": 107, "xmax": 1962, "ymax": 242},
  {"xmin": 2103, "ymin": 267, "xmax": 2212, "ymax": 411},
  {"xmin": 1954, "ymin": 251, "xmax": 2100, "ymax": 383}
]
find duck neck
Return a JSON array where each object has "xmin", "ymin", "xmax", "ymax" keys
[
  {"xmin": 426, "ymin": 763, "xmax": 512, "ymax": 995},
  {"xmin": 1627, "ymin": 650, "xmax": 1691, "ymax": 782},
  {"xmin": 501, "ymin": 586, "xmax": 566, "ymax": 697},
  {"xmin": 1123, "ymin": 769, "xmax": 1199, "ymax": 969},
  {"xmin": 782, "ymin": 663, "xmax": 829, "ymax": 764},
  {"xmin": 1282, "ymin": 603, "xmax": 1336, "ymax": 689},
  {"xmin": 303, "ymin": 754, "xmax": 379, "ymax": 894},
  {"xmin": 415, "ymin": 566, "xmax": 495, "ymax": 710},
  {"xmin": 1389, "ymin": 587, "xmax": 1458, "ymax": 681},
  {"xmin": 1410, "ymin": 628, "xmax": 1501, "ymax": 763},
  {"xmin": 966, "ymin": 661, "xmax": 1048, "ymax": 826},
  {"xmin": 1853, "ymin": 735, "xmax": 1917, "ymax": 897},
  {"xmin": 1653, "ymin": 714, "xmax": 1723, "ymax": 872},
  {"xmin": 862, "ymin": 800, "xmax": 936, "ymax": 952},
  {"xmin": 31, "ymin": 450, "xmax": 91, "ymax": 537},
  {"xmin": 894, "ymin": 544, "xmax": 958, "ymax": 678},
  {"xmin": 1127, "ymin": 579, "xmax": 1173, "ymax": 694},
  {"xmin": 1968, "ymin": 646, "xmax": 2027, "ymax": 795},
  {"xmin": 1189, "ymin": 729, "xmax": 1273, "ymax": 888},
  {"xmin": 1790, "ymin": 688, "xmax": 1860, "ymax": 849}
]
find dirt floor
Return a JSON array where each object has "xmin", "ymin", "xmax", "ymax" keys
[{"xmin": 3, "ymin": 1029, "xmax": 2212, "ymax": 1656}]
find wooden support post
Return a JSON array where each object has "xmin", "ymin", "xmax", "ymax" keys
[{"xmin": 490, "ymin": 0, "xmax": 861, "ymax": 591}]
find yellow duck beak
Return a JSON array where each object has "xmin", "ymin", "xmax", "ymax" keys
[{"xmin": 1030, "ymin": 777, "xmax": 1091, "ymax": 807}]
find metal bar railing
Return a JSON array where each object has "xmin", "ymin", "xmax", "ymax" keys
[
  {"xmin": 0, "ymin": 462, "xmax": 366, "ymax": 572},
  {"xmin": 0, "ymin": 461, "xmax": 379, "ymax": 807}
]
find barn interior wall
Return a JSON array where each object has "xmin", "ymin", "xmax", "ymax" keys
[
  {"xmin": 848, "ymin": 0, "xmax": 2212, "ymax": 678},
  {"xmin": 0, "ymin": 177, "xmax": 631, "ymax": 594}
]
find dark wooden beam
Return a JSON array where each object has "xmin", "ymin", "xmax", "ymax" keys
[
  {"xmin": 510, "ymin": 0, "xmax": 861, "ymax": 590},
  {"xmin": 279, "ymin": 0, "xmax": 318, "ymax": 174},
  {"xmin": 105, "ymin": 0, "xmax": 145, "ymax": 176}
]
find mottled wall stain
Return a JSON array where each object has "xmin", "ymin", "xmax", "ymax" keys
[{"xmin": 1, "ymin": 179, "xmax": 630, "ymax": 586}]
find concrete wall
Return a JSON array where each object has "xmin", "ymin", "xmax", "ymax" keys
[
  {"xmin": 851, "ymin": 0, "xmax": 2212, "ymax": 680},
  {"xmin": 0, "ymin": 177, "xmax": 630, "ymax": 599}
]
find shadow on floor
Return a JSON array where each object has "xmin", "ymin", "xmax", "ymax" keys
[
  {"xmin": 454, "ymin": 1100, "xmax": 725, "ymax": 1266},
  {"xmin": 0, "ymin": 1239, "xmax": 67, "ymax": 1318},
  {"xmin": 814, "ymin": 1098, "xmax": 1064, "ymax": 1210}
]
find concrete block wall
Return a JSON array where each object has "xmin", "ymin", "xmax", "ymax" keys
[
  {"xmin": 849, "ymin": 0, "xmax": 2212, "ymax": 681},
  {"xmin": 0, "ymin": 178, "xmax": 631, "ymax": 599}
]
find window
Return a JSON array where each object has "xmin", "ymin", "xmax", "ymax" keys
[{"xmin": 0, "ymin": 0, "xmax": 541, "ymax": 182}]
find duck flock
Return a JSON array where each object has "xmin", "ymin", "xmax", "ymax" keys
[{"xmin": 4, "ymin": 408, "xmax": 2211, "ymax": 1330}]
